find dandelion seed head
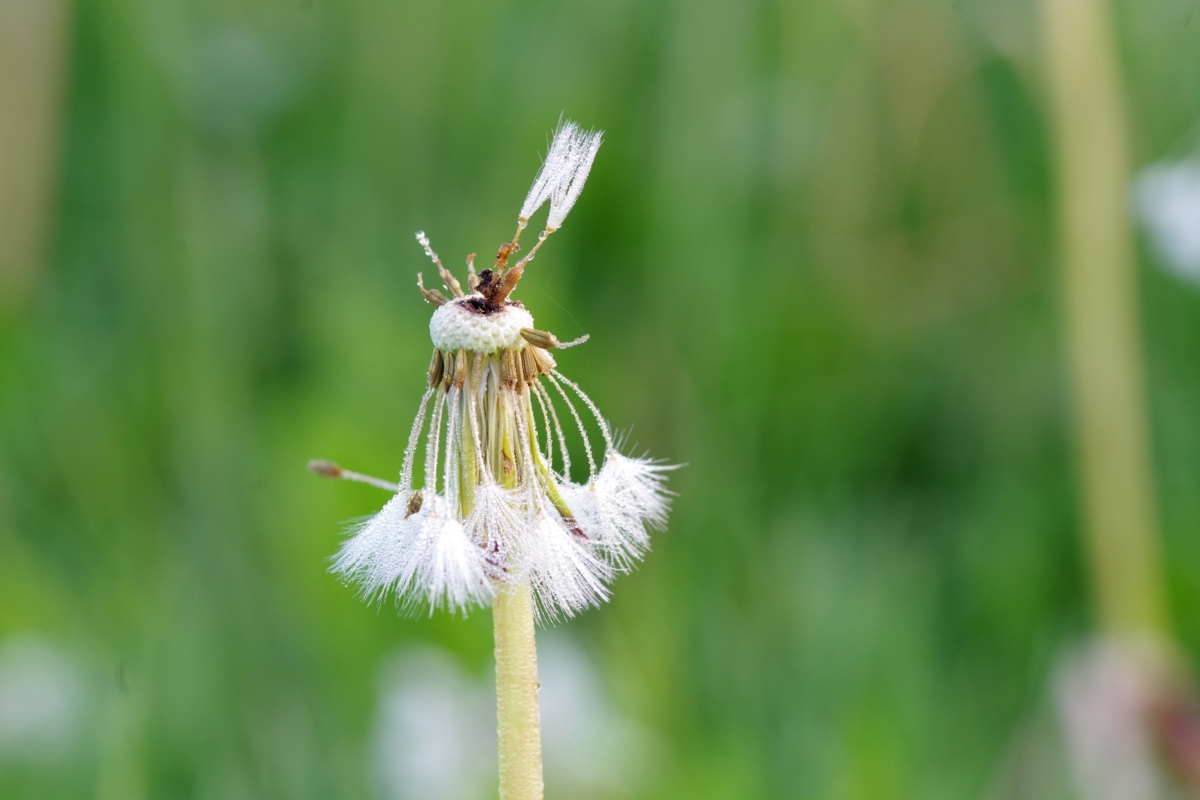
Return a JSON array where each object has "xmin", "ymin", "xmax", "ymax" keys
[{"xmin": 327, "ymin": 120, "xmax": 673, "ymax": 622}]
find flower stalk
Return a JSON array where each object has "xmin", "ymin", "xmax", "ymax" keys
[
  {"xmin": 494, "ymin": 584, "xmax": 543, "ymax": 800},
  {"xmin": 1039, "ymin": 0, "xmax": 1168, "ymax": 637}
]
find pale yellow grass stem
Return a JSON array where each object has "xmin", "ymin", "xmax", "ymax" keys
[{"xmin": 1040, "ymin": 0, "xmax": 1168, "ymax": 637}]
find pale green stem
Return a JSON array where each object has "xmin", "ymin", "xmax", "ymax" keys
[
  {"xmin": 1039, "ymin": 0, "xmax": 1169, "ymax": 637},
  {"xmin": 491, "ymin": 369, "xmax": 544, "ymax": 800},
  {"xmin": 494, "ymin": 582, "xmax": 544, "ymax": 800}
]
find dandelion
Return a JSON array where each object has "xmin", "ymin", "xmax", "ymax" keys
[{"xmin": 311, "ymin": 119, "xmax": 673, "ymax": 800}]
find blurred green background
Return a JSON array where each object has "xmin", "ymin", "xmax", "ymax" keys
[{"xmin": 2, "ymin": 0, "xmax": 1200, "ymax": 797}]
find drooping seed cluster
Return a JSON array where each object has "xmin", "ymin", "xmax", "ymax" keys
[{"xmin": 329, "ymin": 121, "xmax": 672, "ymax": 621}]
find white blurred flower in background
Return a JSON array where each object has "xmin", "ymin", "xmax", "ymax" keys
[
  {"xmin": 372, "ymin": 636, "xmax": 659, "ymax": 800},
  {"xmin": 372, "ymin": 647, "xmax": 494, "ymax": 800},
  {"xmin": 0, "ymin": 635, "xmax": 84, "ymax": 762},
  {"xmin": 538, "ymin": 636, "xmax": 659, "ymax": 796},
  {"xmin": 1053, "ymin": 641, "xmax": 1163, "ymax": 800},
  {"xmin": 988, "ymin": 638, "xmax": 1200, "ymax": 800},
  {"xmin": 1132, "ymin": 158, "xmax": 1200, "ymax": 287}
]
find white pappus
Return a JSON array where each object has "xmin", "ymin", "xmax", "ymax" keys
[{"xmin": 312, "ymin": 120, "xmax": 673, "ymax": 622}]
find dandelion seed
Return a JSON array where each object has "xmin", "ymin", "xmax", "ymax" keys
[{"xmin": 520, "ymin": 120, "xmax": 603, "ymax": 230}]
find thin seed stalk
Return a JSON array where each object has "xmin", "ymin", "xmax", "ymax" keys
[{"xmin": 526, "ymin": 401, "xmax": 575, "ymax": 525}]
